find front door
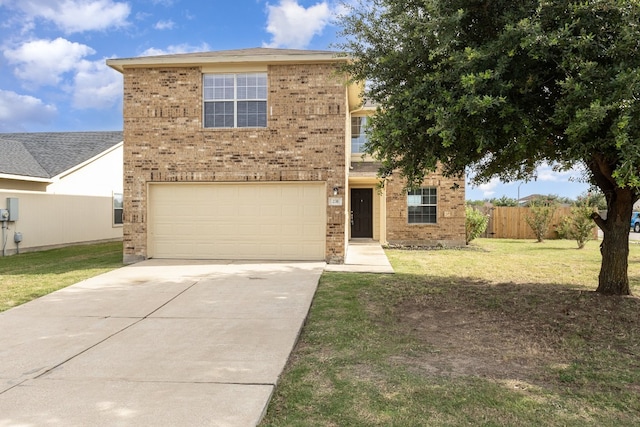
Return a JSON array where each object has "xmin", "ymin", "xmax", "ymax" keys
[{"xmin": 351, "ymin": 188, "xmax": 373, "ymax": 238}]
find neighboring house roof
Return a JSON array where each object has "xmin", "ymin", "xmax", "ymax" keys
[
  {"xmin": 0, "ymin": 131, "xmax": 123, "ymax": 180},
  {"xmin": 106, "ymin": 47, "xmax": 346, "ymax": 72},
  {"xmin": 518, "ymin": 194, "xmax": 544, "ymax": 203}
]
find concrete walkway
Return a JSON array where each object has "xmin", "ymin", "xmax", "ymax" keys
[
  {"xmin": 0, "ymin": 260, "xmax": 324, "ymax": 427},
  {"xmin": 325, "ymin": 240, "xmax": 394, "ymax": 274}
]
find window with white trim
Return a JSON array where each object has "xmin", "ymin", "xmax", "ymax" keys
[
  {"xmin": 351, "ymin": 116, "xmax": 369, "ymax": 154},
  {"xmin": 407, "ymin": 187, "xmax": 437, "ymax": 224},
  {"xmin": 203, "ymin": 73, "xmax": 267, "ymax": 128},
  {"xmin": 113, "ymin": 192, "xmax": 123, "ymax": 225}
]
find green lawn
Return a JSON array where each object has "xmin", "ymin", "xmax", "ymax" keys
[
  {"xmin": 261, "ymin": 239, "xmax": 640, "ymax": 426},
  {"xmin": 2, "ymin": 238, "xmax": 639, "ymax": 425},
  {"xmin": 0, "ymin": 241, "xmax": 124, "ymax": 312}
]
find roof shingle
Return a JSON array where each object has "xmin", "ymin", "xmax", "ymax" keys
[{"xmin": 0, "ymin": 131, "xmax": 123, "ymax": 179}]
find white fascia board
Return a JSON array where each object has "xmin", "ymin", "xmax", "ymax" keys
[
  {"xmin": 107, "ymin": 53, "xmax": 349, "ymax": 73},
  {"xmin": 0, "ymin": 173, "xmax": 53, "ymax": 183},
  {"xmin": 52, "ymin": 141, "xmax": 123, "ymax": 181}
]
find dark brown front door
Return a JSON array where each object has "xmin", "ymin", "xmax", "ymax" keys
[{"xmin": 351, "ymin": 188, "xmax": 373, "ymax": 238}]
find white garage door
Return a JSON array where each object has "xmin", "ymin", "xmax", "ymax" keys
[{"xmin": 148, "ymin": 183, "xmax": 326, "ymax": 260}]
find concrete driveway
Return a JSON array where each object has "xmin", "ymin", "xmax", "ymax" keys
[{"xmin": 0, "ymin": 259, "xmax": 324, "ymax": 426}]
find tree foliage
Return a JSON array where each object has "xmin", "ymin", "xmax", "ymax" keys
[
  {"xmin": 338, "ymin": 0, "xmax": 640, "ymax": 295},
  {"xmin": 466, "ymin": 199, "xmax": 486, "ymax": 207},
  {"xmin": 521, "ymin": 194, "xmax": 572, "ymax": 206},
  {"xmin": 490, "ymin": 196, "xmax": 518, "ymax": 207},
  {"xmin": 576, "ymin": 191, "xmax": 607, "ymax": 211}
]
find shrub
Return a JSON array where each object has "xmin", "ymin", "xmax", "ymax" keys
[
  {"xmin": 556, "ymin": 203, "xmax": 597, "ymax": 249},
  {"xmin": 525, "ymin": 201, "xmax": 557, "ymax": 242},
  {"xmin": 465, "ymin": 205, "xmax": 489, "ymax": 245}
]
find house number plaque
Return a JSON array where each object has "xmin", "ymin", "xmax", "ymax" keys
[{"xmin": 328, "ymin": 197, "xmax": 343, "ymax": 206}]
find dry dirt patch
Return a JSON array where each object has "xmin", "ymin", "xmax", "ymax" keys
[{"xmin": 381, "ymin": 277, "xmax": 640, "ymax": 387}]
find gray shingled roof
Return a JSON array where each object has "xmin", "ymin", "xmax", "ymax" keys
[
  {"xmin": 115, "ymin": 47, "xmax": 339, "ymax": 61},
  {"xmin": 0, "ymin": 131, "xmax": 123, "ymax": 179}
]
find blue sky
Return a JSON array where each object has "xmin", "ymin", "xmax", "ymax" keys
[
  {"xmin": 465, "ymin": 164, "xmax": 591, "ymax": 202},
  {"xmin": 0, "ymin": 0, "xmax": 591, "ymax": 200}
]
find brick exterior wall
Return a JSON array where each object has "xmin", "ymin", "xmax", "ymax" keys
[
  {"xmin": 385, "ymin": 170, "xmax": 466, "ymax": 246},
  {"xmin": 121, "ymin": 63, "xmax": 347, "ymax": 263}
]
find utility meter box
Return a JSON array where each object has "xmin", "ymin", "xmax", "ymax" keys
[
  {"xmin": 6, "ymin": 198, "xmax": 18, "ymax": 221},
  {"xmin": 0, "ymin": 209, "xmax": 8, "ymax": 222}
]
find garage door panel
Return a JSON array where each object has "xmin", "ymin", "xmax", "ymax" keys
[
  {"xmin": 149, "ymin": 183, "xmax": 326, "ymax": 260},
  {"xmin": 259, "ymin": 224, "xmax": 279, "ymax": 235},
  {"xmin": 259, "ymin": 205, "xmax": 281, "ymax": 216},
  {"xmin": 280, "ymin": 224, "xmax": 302, "ymax": 237},
  {"xmin": 214, "ymin": 205, "xmax": 235, "ymax": 216},
  {"xmin": 158, "ymin": 242, "xmax": 192, "ymax": 258},
  {"xmin": 154, "ymin": 223, "xmax": 174, "ymax": 234},
  {"xmin": 303, "ymin": 224, "xmax": 325, "ymax": 237},
  {"xmin": 304, "ymin": 204, "xmax": 324, "ymax": 216}
]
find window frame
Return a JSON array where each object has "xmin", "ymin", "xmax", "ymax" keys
[
  {"xmin": 407, "ymin": 187, "xmax": 437, "ymax": 224},
  {"xmin": 351, "ymin": 116, "xmax": 369, "ymax": 154},
  {"xmin": 203, "ymin": 72, "xmax": 268, "ymax": 129},
  {"xmin": 113, "ymin": 192, "xmax": 123, "ymax": 226}
]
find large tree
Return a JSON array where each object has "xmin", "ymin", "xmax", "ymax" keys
[{"xmin": 338, "ymin": 0, "xmax": 640, "ymax": 295}]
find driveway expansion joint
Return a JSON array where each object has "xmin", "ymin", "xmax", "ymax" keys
[{"xmin": 0, "ymin": 261, "xmax": 322, "ymax": 425}]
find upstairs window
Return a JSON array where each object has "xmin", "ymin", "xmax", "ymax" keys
[
  {"xmin": 407, "ymin": 187, "xmax": 437, "ymax": 224},
  {"xmin": 203, "ymin": 73, "xmax": 267, "ymax": 128},
  {"xmin": 351, "ymin": 116, "xmax": 369, "ymax": 154}
]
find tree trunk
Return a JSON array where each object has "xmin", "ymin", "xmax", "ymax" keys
[{"xmin": 592, "ymin": 188, "xmax": 633, "ymax": 296}]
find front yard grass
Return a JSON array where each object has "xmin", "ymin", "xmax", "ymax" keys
[
  {"xmin": 262, "ymin": 239, "xmax": 640, "ymax": 426},
  {"xmin": 0, "ymin": 241, "xmax": 123, "ymax": 312}
]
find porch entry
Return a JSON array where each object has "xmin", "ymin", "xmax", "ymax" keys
[{"xmin": 351, "ymin": 188, "xmax": 373, "ymax": 238}]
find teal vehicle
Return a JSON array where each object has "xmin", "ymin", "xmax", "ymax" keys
[{"xmin": 632, "ymin": 212, "xmax": 640, "ymax": 233}]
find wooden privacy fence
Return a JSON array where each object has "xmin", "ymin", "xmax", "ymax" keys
[{"xmin": 478, "ymin": 206, "xmax": 595, "ymax": 240}]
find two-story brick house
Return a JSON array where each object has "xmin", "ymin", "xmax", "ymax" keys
[{"xmin": 106, "ymin": 48, "xmax": 465, "ymax": 264}]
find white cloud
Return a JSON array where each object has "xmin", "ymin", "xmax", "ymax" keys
[
  {"xmin": 0, "ymin": 90, "xmax": 57, "ymax": 131},
  {"xmin": 264, "ymin": 0, "xmax": 333, "ymax": 49},
  {"xmin": 3, "ymin": 38, "xmax": 122, "ymax": 112},
  {"xmin": 536, "ymin": 164, "xmax": 563, "ymax": 182},
  {"xmin": 477, "ymin": 177, "xmax": 500, "ymax": 197},
  {"xmin": 135, "ymin": 11, "xmax": 152, "ymax": 21},
  {"xmin": 535, "ymin": 162, "xmax": 586, "ymax": 182},
  {"xmin": 72, "ymin": 59, "xmax": 122, "ymax": 109},
  {"xmin": 154, "ymin": 19, "xmax": 175, "ymax": 30},
  {"xmin": 4, "ymin": 38, "xmax": 95, "ymax": 86},
  {"xmin": 139, "ymin": 42, "xmax": 211, "ymax": 57},
  {"xmin": 15, "ymin": 0, "xmax": 130, "ymax": 34}
]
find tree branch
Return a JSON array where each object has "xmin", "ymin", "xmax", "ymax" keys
[
  {"xmin": 591, "ymin": 211, "xmax": 607, "ymax": 231},
  {"xmin": 591, "ymin": 153, "xmax": 617, "ymax": 189}
]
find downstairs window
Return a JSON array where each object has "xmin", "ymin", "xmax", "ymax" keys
[{"xmin": 407, "ymin": 187, "xmax": 437, "ymax": 224}]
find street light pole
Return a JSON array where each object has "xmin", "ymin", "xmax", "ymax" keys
[{"xmin": 517, "ymin": 182, "xmax": 523, "ymax": 206}]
